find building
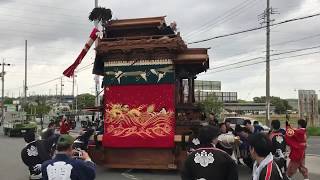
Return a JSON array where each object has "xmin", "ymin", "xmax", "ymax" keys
[
  {"xmin": 191, "ymin": 80, "xmax": 238, "ymax": 103},
  {"xmin": 298, "ymin": 90, "xmax": 319, "ymax": 127},
  {"xmin": 194, "ymin": 80, "xmax": 221, "ymax": 91},
  {"xmin": 195, "ymin": 91, "xmax": 238, "ymax": 103}
]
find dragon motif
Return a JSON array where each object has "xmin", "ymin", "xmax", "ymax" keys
[{"xmin": 106, "ymin": 104, "xmax": 173, "ymax": 138}]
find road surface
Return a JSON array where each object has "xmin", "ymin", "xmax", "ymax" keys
[{"xmin": 0, "ymin": 128, "xmax": 319, "ymax": 180}]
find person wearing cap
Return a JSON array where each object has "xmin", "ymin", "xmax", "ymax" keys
[
  {"xmin": 21, "ymin": 130, "xmax": 51, "ymax": 180},
  {"xmin": 181, "ymin": 125, "xmax": 238, "ymax": 180},
  {"xmin": 41, "ymin": 134, "xmax": 96, "ymax": 180},
  {"xmin": 248, "ymin": 133, "xmax": 283, "ymax": 180}
]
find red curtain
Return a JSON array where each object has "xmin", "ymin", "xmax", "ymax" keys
[{"xmin": 102, "ymin": 84, "xmax": 175, "ymax": 148}]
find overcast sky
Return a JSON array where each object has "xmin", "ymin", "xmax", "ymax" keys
[{"xmin": 0, "ymin": 0, "xmax": 319, "ymax": 100}]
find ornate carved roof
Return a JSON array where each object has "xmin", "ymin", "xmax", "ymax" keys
[
  {"xmin": 96, "ymin": 35, "xmax": 187, "ymax": 54},
  {"xmin": 106, "ymin": 16, "xmax": 166, "ymax": 30},
  {"xmin": 176, "ymin": 48, "xmax": 209, "ymax": 64},
  {"xmin": 93, "ymin": 16, "xmax": 210, "ymax": 75}
]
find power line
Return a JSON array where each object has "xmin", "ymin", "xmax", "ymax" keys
[
  {"xmin": 210, "ymin": 32, "xmax": 320, "ymax": 68},
  {"xmin": 272, "ymin": 32, "xmax": 320, "ymax": 46},
  {"xmin": 185, "ymin": 0, "xmax": 258, "ymax": 40},
  {"xmin": 209, "ymin": 44, "xmax": 320, "ymax": 70},
  {"xmin": 0, "ymin": 12, "xmax": 89, "ymax": 26},
  {"xmin": 188, "ymin": 12, "xmax": 320, "ymax": 44},
  {"xmin": 0, "ymin": 18, "xmax": 90, "ymax": 31},
  {"xmin": 8, "ymin": 1, "xmax": 90, "ymax": 13},
  {"xmin": 200, "ymin": 50, "xmax": 320, "ymax": 75},
  {"xmin": 28, "ymin": 77, "xmax": 62, "ymax": 88},
  {"xmin": 6, "ymin": 63, "xmax": 94, "ymax": 91},
  {"xmin": 0, "ymin": 6, "xmax": 87, "ymax": 19}
]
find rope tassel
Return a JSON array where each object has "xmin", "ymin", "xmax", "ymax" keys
[{"xmin": 63, "ymin": 27, "xmax": 100, "ymax": 77}]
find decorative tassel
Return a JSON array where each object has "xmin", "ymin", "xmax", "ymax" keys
[
  {"xmin": 89, "ymin": 7, "xmax": 112, "ymax": 22},
  {"xmin": 63, "ymin": 28, "xmax": 100, "ymax": 77}
]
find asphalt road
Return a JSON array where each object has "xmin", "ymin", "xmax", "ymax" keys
[
  {"xmin": 0, "ymin": 128, "xmax": 319, "ymax": 180},
  {"xmin": 306, "ymin": 136, "xmax": 320, "ymax": 155}
]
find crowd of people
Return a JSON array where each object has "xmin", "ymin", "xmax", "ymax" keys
[
  {"xmin": 183, "ymin": 115, "xmax": 309, "ymax": 180},
  {"xmin": 20, "ymin": 113, "xmax": 309, "ymax": 180},
  {"xmin": 21, "ymin": 117, "xmax": 96, "ymax": 180}
]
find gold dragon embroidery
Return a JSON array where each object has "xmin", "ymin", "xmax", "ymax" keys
[{"xmin": 105, "ymin": 104, "xmax": 173, "ymax": 138}]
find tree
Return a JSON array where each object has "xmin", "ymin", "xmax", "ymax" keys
[
  {"xmin": 237, "ymin": 99, "xmax": 248, "ymax": 103},
  {"xmin": 198, "ymin": 94, "xmax": 224, "ymax": 118},
  {"xmin": 24, "ymin": 103, "xmax": 51, "ymax": 117},
  {"xmin": 4, "ymin": 97, "xmax": 13, "ymax": 104},
  {"xmin": 253, "ymin": 96, "xmax": 292, "ymax": 114},
  {"xmin": 76, "ymin": 93, "xmax": 96, "ymax": 110}
]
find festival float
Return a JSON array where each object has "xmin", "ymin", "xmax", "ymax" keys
[{"xmin": 63, "ymin": 8, "xmax": 209, "ymax": 169}]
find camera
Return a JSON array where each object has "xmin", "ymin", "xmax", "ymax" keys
[{"xmin": 73, "ymin": 148, "xmax": 83, "ymax": 159}]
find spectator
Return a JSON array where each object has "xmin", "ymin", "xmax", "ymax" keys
[
  {"xmin": 235, "ymin": 125, "xmax": 253, "ymax": 169},
  {"xmin": 285, "ymin": 119, "xmax": 309, "ymax": 180},
  {"xmin": 60, "ymin": 117, "xmax": 70, "ymax": 134},
  {"xmin": 225, "ymin": 119, "xmax": 235, "ymax": 134},
  {"xmin": 217, "ymin": 123, "xmax": 235, "ymax": 156},
  {"xmin": 41, "ymin": 134, "xmax": 96, "ymax": 180},
  {"xmin": 269, "ymin": 120, "xmax": 287, "ymax": 174},
  {"xmin": 270, "ymin": 120, "xmax": 286, "ymax": 135},
  {"xmin": 244, "ymin": 120, "xmax": 254, "ymax": 133},
  {"xmin": 181, "ymin": 126, "xmax": 238, "ymax": 180},
  {"xmin": 186, "ymin": 126, "xmax": 201, "ymax": 155},
  {"xmin": 219, "ymin": 122, "xmax": 227, "ymax": 134},
  {"xmin": 48, "ymin": 122, "xmax": 55, "ymax": 129},
  {"xmin": 248, "ymin": 133, "xmax": 283, "ymax": 180},
  {"xmin": 21, "ymin": 130, "xmax": 51, "ymax": 180},
  {"xmin": 253, "ymin": 121, "xmax": 264, "ymax": 133},
  {"xmin": 208, "ymin": 112, "xmax": 219, "ymax": 126},
  {"xmin": 41, "ymin": 128, "xmax": 60, "ymax": 157}
]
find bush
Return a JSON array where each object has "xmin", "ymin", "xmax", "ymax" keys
[{"xmin": 307, "ymin": 127, "xmax": 320, "ymax": 136}]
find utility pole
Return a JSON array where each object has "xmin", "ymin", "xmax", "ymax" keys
[
  {"xmin": 94, "ymin": 0, "xmax": 100, "ymax": 120},
  {"xmin": 55, "ymin": 84, "xmax": 58, "ymax": 103},
  {"xmin": 72, "ymin": 74, "xmax": 76, "ymax": 110},
  {"xmin": 60, "ymin": 77, "xmax": 64, "ymax": 105},
  {"xmin": 76, "ymin": 83, "xmax": 79, "ymax": 121},
  {"xmin": 1, "ymin": 59, "xmax": 11, "ymax": 123},
  {"xmin": 259, "ymin": 0, "xmax": 277, "ymax": 126},
  {"xmin": 24, "ymin": 40, "xmax": 28, "ymax": 105},
  {"xmin": 266, "ymin": 0, "xmax": 271, "ymax": 126}
]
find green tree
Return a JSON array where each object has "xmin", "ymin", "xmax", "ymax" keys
[
  {"xmin": 24, "ymin": 103, "xmax": 51, "ymax": 117},
  {"xmin": 237, "ymin": 99, "xmax": 248, "ymax": 103},
  {"xmin": 198, "ymin": 94, "xmax": 224, "ymax": 117},
  {"xmin": 253, "ymin": 96, "xmax": 292, "ymax": 114},
  {"xmin": 76, "ymin": 93, "xmax": 96, "ymax": 110},
  {"xmin": 4, "ymin": 97, "xmax": 13, "ymax": 104}
]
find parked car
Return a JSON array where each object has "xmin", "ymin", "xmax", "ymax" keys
[{"xmin": 223, "ymin": 117, "xmax": 270, "ymax": 132}]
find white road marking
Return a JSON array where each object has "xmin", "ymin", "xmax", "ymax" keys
[{"xmin": 121, "ymin": 169, "xmax": 140, "ymax": 180}]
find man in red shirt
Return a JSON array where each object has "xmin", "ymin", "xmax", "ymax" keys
[{"xmin": 285, "ymin": 119, "xmax": 308, "ymax": 180}]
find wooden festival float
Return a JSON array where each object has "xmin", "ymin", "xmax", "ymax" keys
[{"xmin": 89, "ymin": 16, "xmax": 209, "ymax": 170}]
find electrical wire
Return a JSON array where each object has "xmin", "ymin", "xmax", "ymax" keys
[
  {"xmin": 188, "ymin": 12, "xmax": 320, "ymax": 44},
  {"xmin": 209, "ymin": 44, "xmax": 320, "ymax": 70},
  {"xmin": 272, "ymin": 32, "xmax": 320, "ymax": 46},
  {"xmin": 200, "ymin": 50, "xmax": 320, "ymax": 75},
  {"xmin": 6, "ymin": 1, "xmax": 90, "ymax": 13},
  {"xmin": 7, "ymin": 62, "xmax": 94, "ymax": 91},
  {"xmin": 185, "ymin": 0, "xmax": 258, "ymax": 39}
]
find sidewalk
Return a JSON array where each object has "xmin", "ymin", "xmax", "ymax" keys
[
  {"xmin": 289, "ymin": 155, "xmax": 320, "ymax": 180},
  {"xmin": 306, "ymin": 154, "xmax": 320, "ymax": 175}
]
